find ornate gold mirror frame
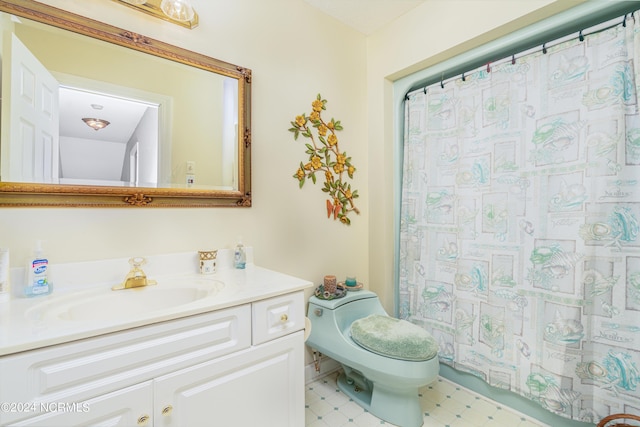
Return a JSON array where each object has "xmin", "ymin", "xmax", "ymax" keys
[{"xmin": 0, "ymin": 0, "xmax": 251, "ymax": 207}]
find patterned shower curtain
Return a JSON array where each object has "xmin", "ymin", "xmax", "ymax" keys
[{"xmin": 399, "ymin": 12, "xmax": 640, "ymax": 423}]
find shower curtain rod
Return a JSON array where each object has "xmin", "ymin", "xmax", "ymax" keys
[
  {"xmin": 406, "ymin": 8, "xmax": 639, "ymax": 99},
  {"xmin": 400, "ymin": 2, "xmax": 640, "ymax": 100}
]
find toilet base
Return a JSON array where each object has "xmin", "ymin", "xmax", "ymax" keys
[{"xmin": 337, "ymin": 371, "xmax": 424, "ymax": 427}]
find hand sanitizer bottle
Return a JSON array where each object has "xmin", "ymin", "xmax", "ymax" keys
[
  {"xmin": 234, "ymin": 238, "xmax": 246, "ymax": 269},
  {"xmin": 24, "ymin": 240, "xmax": 51, "ymax": 297}
]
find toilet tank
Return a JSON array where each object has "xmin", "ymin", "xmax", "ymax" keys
[{"xmin": 309, "ymin": 290, "xmax": 388, "ymax": 331}]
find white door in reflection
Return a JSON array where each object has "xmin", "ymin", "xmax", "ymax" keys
[
  {"xmin": 2, "ymin": 33, "xmax": 59, "ymax": 184},
  {"xmin": 129, "ymin": 142, "xmax": 139, "ymax": 186}
]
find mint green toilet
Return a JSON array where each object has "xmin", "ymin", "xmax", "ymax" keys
[{"xmin": 307, "ymin": 290, "xmax": 439, "ymax": 427}]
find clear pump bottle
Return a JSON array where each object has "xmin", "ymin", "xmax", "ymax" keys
[
  {"xmin": 234, "ymin": 238, "xmax": 246, "ymax": 269},
  {"xmin": 24, "ymin": 240, "xmax": 51, "ymax": 297}
]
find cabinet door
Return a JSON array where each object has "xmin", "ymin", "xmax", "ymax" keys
[
  {"xmin": 154, "ymin": 331, "xmax": 304, "ymax": 427},
  {"xmin": 8, "ymin": 381, "xmax": 153, "ymax": 427}
]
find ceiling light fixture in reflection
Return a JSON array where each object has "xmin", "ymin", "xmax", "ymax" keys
[{"xmin": 82, "ymin": 118, "xmax": 111, "ymax": 131}]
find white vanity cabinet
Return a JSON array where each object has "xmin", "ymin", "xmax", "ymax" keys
[{"xmin": 0, "ymin": 291, "xmax": 306, "ymax": 427}]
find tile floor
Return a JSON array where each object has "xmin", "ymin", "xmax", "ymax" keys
[{"xmin": 305, "ymin": 372, "xmax": 549, "ymax": 427}]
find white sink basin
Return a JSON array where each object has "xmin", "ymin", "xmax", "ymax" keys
[{"xmin": 26, "ymin": 277, "xmax": 225, "ymax": 322}]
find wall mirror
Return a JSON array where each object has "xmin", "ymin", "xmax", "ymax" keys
[{"xmin": 0, "ymin": 0, "xmax": 251, "ymax": 207}]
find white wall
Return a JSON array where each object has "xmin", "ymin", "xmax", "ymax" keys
[
  {"xmin": 0, "ymin": 0, "xmax": 368, "ymax": 299},
  {"xmin": 365, "ymin": 0, "xmax": 586, "ymax": 313},
  {"xmin": 59, "ymin": 136, "xmax": 125, "ymax": 181}
]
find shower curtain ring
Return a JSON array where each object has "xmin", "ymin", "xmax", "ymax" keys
[
  {"xmin": 542, "ymin": 43, "xmax": 547, "ymax": 54},
  {"xmin": 623, "ymin": 14, "xmax": 627, "ymax": 27},
  {"xmin": 511, "ymin": 54, "xmax": 516, "ymax": 65},
  {"xmin": 579, "ymin": 30, "xmax": 584, "ymax": 42},
  {"xmin": 461, "ymin": 72, "xmax": 466, "ymax": 81}
]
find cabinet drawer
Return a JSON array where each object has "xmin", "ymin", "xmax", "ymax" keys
[
  {"xmin": 0, "ymin": 305, "xmax": 251, "ymax": 425},
  {"xmin": 252, "ymin": 291, "xmax": 304, "ymax": 345}
]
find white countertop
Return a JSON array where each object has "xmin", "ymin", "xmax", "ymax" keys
[{"xmin": 0, "ymin": 251, "xmax": 313, "ymax": 356}]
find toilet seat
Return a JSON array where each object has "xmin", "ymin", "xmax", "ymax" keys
[{"xmin": 350, "ymin": 314, "xmax": 438, "ymax": 361}]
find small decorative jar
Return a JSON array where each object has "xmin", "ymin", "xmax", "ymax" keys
[
  {"xmin": 324, "ymin": 275, "xmax": 337, "ymax": 294},
  {"xmin": 198, "ymin": 250, "xmax": 218, "ymax": 274}
]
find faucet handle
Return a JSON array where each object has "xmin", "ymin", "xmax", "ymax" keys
[
  {"xmin": 129, "ymin": 256, "xmax": 147, "ymax": 269},
  {"xmin": 112, "ymin": 256, "xmax": 156, "ymax": 290}
]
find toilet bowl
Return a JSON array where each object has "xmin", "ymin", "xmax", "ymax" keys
[{"xmin": 306, "ymin": 290, "xmax": 439, "ymax": 427}]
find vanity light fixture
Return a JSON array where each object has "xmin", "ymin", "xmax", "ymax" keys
[
  {"xmin": 160, "ymin": 0, "xmax": 194, "ymax": 22},
  {"xmin": 113, "ymin": 0, "xmax": 199, "ymax": 29},
  {"xmin": 82, "ymin": 118, "xmax": 111, "ymax": 131}
]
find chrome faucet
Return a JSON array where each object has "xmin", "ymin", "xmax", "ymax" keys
[{"xmin": 112, "ymin": 257, "xmax": 157, "ymax": 290}]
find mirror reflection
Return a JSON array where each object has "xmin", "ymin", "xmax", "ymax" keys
[{"xmin": 0, "ymin": 10, "xmax": 239, "ymax": 190}]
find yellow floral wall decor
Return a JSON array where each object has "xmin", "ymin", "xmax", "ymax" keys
[{"xmin": 290, "ymin": 94, "xmax": 360, "ymax": 225}]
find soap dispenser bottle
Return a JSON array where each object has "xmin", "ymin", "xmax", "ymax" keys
[
  {"xmin": 24, "ymin": 240, "xmax": 51, "ymax": 297},
  {"xmin": 234, "ymin": 238, "xmax": 246, "ymax": 269}
]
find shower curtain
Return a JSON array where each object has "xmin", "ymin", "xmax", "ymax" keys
[{"xmin": 399, "ymin": 12, "xmax": 640, "ymax": 423}]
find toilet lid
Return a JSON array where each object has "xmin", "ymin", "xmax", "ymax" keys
[{"xmin": 350, "ymin": 314, "xmax": 438, "ymax": 361}]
